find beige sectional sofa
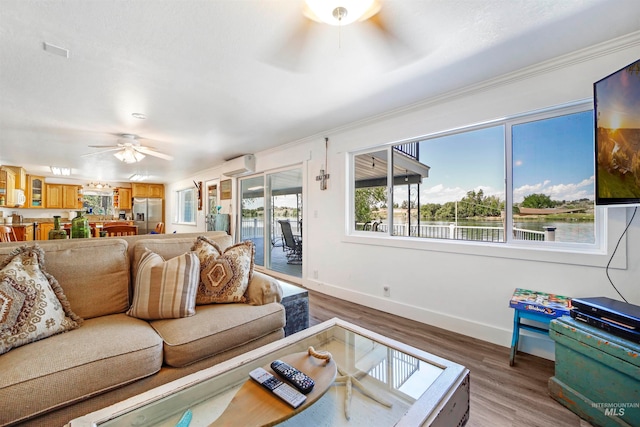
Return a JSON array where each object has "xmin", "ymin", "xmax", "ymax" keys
[{"xmin": 0, "ymin": 232, "xmax": 288, "ymax": 426}]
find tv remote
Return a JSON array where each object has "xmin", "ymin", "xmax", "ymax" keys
[
  {"xmin": 249, "ymin": 367, "xmax": 307, "ymax": 408},
  {"xmin": 270, "ymin": 360, "xmax": 315, "ymax": 394}
]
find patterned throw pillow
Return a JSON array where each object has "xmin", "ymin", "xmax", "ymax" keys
[
  {"xmin": 127, "ymin": 250, "xmax": 200, "ymax": 320},
  {"xmin": 0, "ymin": 245, "xmax": 82, "ymax": 355},
  {"xmin": 191, "ymin": 238, "xmax": 254, "ymax": 304}
]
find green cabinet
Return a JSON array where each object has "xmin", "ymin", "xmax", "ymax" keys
[{"xmin": 549, "ymin": 316, "xmax": 640, "ymax": 426}]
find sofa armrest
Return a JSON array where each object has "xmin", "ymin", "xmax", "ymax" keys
[{"xmin": 245, "ymin": 271, "xmax": 283, "ymax": 305}]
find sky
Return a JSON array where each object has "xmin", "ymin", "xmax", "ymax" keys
[
  {"xmin": 596, "ymin": 59, "xmax": 640, "ymax": 129},
  {"xmin": 413, "ymin": 110, "xmax": 595, "ymax": 204}
]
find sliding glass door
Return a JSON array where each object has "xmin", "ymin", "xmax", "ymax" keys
[
  {"xmin": 240, "ymin": 168, "xmax": 302, "ymax": 278},
  {"xmin": 240, "ymin": 176, "xmax": 265, "ymax": 266}
]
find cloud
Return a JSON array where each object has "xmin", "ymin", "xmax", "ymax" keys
[
  {"xmin": 392, "ymin": 176, "xmax": 594, "ymax": 205},
  {"xmin": 513, "ymin": 176, "xmax": 594, "ymax": 203}
]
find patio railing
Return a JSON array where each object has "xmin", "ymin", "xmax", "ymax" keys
[{"xmin": 368, "ymin": 223, "xmax": 549, "ymax": 242}]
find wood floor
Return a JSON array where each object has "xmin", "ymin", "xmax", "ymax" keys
[{"xmin": 308, "ymin": 290, "xmax": 593, "ymax": 427}]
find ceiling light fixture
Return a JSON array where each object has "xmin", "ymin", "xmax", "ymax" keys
[
  {"xmin": 114, "ymin": 147, "xmax": 145, "ymax": 163},
  {"xmin": 50, "ymin": 166, "xmax": 71, "ymax": 176},
  {"xmin": 129, "ymin": 174, "xmax": 148, "ymax": 182},
  {"xmin": 304, "ymin": 0, "xmax": 378, "ymax": 26},
  {"xmin": 87, "ymin": 182, "xmax": 111, "ymax": 190},
  {"xmin": 131, "ymin": 113, "xmax": 147, "ymax": 120},
  {"xmin": 43, "ymin": 42, "xmax": 69, "ymax": 58}
]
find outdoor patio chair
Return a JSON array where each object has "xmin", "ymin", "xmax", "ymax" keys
[{"xmin": 278, "ymin": 220, "xmax": 302, "ymax": 264}]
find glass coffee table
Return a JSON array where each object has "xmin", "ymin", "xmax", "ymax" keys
[{"xmin": 69, "ymin": 318, "xmax": 469, "ymax": 427}]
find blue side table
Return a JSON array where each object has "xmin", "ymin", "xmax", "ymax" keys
[{"xmin": 509, "ymin": 288, "xmax": 572, "ymax": 366}]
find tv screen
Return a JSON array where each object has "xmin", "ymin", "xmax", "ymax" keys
[{"xmin": 594, "ymin": 58, "xmax": 640, "ymax": 206}]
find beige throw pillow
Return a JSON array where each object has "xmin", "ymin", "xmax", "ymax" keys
[
  {"xmin": 0, "ymin": 245, "xmax": 82, "ymax": 355},
  {"xmin": 127, "ymin": 250, "xmax": 199, "ymax": 320},
  {"xmin": 191, "ymin": 238, "xmax": 255, "ymax": 304}
]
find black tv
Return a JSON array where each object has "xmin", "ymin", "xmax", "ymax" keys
[{"xmin": 594, "ymin": 58, "xmax": 640, "ymax": 206}]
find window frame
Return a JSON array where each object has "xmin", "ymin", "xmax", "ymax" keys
[
  {"xmin": 346, "ymin": 100, "xmax": 629, "ymax": 269},
  {"xmin": 174, "ymin": 187, "xmax": 197, "ymax": 225}
]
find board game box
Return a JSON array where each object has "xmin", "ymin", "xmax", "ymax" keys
[{"xmin": 509, "ymin": 288, "xmax": 572, "ymax": 318}]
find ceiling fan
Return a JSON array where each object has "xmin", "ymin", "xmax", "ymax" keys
[
  {"xmin": 82, "ymin": 134, "xmax": 174, "ymax": 163},
  {"xmin": 269, "ymin": 0, "xmax": 417, "ymax": 70}
]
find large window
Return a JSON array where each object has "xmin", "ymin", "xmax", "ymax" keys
[
  {"xmin": 511, "ymin": 110, "xmax": 595, "ymax": 243},
  {"xmin": 352, "ymin": 103, "xmax": 596, "ymax": 247},
  {"xmin": 83, "ymin": 191, "xmax": 114, "ymax": 216},
  {"xmin": 175, "ymin": 188, "xmax": 196, "ymax": 224}
]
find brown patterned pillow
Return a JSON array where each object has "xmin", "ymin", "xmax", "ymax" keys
[
  {"xmin": 191, "ymin": 235, "xmax": 223, "ymax": 266},
  {"xmin": 192, "ymin": 239, "xmax": 255, "ymax": 304},
  {"xmin": 127, "ymin": 250, "xmax": 200, "ymax": 320},
  {"xmin": 0, "ymin": 245, "xmax": 82, "ymax": 355}
]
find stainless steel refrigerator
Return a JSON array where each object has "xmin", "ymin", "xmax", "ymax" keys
[{"xmin": 132, "ymin": 198, "xmax": 163, "ymax": 234}]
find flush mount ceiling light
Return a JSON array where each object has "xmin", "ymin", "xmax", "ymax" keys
[
  {"xmin": 129, "ymin": 173, "xmax": 148, "ymax": 182},
  {"xmin": 114, "ymin": 147, "xmax": 146, "ymax": 163},
  {"xmin": 43, "ymin": 41, "xmax": 69, "ymax": 58},
  {"xmin": 50, "ymin": 166, "xmax": 71, "ymax": 176},
  {"xmin": 131, "ymin": 113, "xmax": 147, "ymax": 120},
  {"xmin": 304, "ymin": 0, "xmax": 380, "ymax": 26}
]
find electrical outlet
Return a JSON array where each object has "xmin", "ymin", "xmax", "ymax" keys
[
  {"xmin": 313, "ymin": 270, "xmax": 319, "ymax": 279},
  {"xmin": 383, "ymin": 286, "xmax": 391, "ymax": 297}
]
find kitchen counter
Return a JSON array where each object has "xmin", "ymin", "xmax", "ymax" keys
[{"xmin": 3, "ymin": 219, "xmax": 133, "ymax": 241}]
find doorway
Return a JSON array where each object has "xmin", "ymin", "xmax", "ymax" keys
[{"xmin": 239, "ymin": 168, "xmax": 302, "ymax": 278}]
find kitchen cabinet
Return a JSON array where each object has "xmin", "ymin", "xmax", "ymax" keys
[
  {"xmin": 46, "ymin": 184, "xmax": 63, "ymax": 208},
  {"xmin": 132, "ymin": 183, "xmax": 164, "ymax": 198},
  {"xmin": 63, "ymin": 185, "xmax": 82, "ymax": 209},
  {"xmin": 12, "ymin": 224, "xmax": 35, "ymax": 241},
  {"xmin": 114, "ymin": 187, "xmax": 132, "ymax": 210},
  {"xmin": 0, "ymin": 166, "xmax": 16, "ymax": 207},
  {"xmin": 148, "ymin": 184, "xmax": 164, "ymax": 198},
  {"xmin": 4, "ymin": 166, "xmax": 26, "ymax": 190},
  {"xmin": 46, "ymin": 184, "xmax": 82, "ymax": 209},
  {"xmin": 26, "ymin": 175, "xmax": 45, "ymax": 208},
  {"xmin": 38, "ymin": 223, "xmax": 54, "ymax": 240}
]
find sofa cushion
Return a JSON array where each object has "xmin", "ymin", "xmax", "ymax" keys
[
  {"xmin": 0, "ymin": 245, "xmax": 82, "ymax": 355},
  {"xmin": 0, "ymin": 313, "xmax": 163, "ymax": 424},
  {"xmin": 150, "ymin": 302, "xmax": 285, "ymax": 367},
  {"xmin": 192, "ymin": 238, "xmax": 255, "ymax": 304},
  {"xmin": 131, "ymin": 235, "xmax": 233, "ymax": 282},
  {"xmin": 127, "ymin": 250, "xmax": 199, "ymax": 320},
  {"xmin": 0, "ymin": 239, "xmax": 130, "ymax": 319},
  {"xmin": 244, "ymin": 271, "xmax": 284, "ymax": 305}
]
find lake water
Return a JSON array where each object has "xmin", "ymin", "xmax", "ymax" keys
[{"xmin": 422, "ymin": 220, "xmax": 595, "ymax": 244}]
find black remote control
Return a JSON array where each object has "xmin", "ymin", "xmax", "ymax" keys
[{"xmin": 270, "ymin": 360, "xmax": 315, "ymax": 394}]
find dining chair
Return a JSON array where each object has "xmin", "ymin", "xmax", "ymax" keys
[
  {"xmin": 102, "ymin": 225, "xmax": 138, "ymax": 236},
  {"xmin": 0, "ymin": 225, "xmax": 16, "ymax": 242},
  {"xmin": 153, "ymin": 222, "xmax": 165, "ymax": 234}
]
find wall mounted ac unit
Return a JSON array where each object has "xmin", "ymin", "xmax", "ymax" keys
[{"xmin": 222, "ymin": 154, "xmax": 255, "ymax": 177}]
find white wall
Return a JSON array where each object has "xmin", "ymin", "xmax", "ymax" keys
[{"xmin": 169, "ymin": 33, "xmax": 640, "ymax": 359}]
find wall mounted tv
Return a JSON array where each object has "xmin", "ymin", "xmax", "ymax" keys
[{"xmin": 594, "ymin": 58, "xmax": 640, "ymax": 206}]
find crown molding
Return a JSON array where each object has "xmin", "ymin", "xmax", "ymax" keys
[{"xmin": 328, "ymin": 30, "xmax": 640, "ymax": 135}]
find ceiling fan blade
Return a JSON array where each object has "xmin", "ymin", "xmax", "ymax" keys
[
  {"xmin": 264, "ymin": 17, "xmax": 315, "ymax": 72},
  {"xmin": 135, "ymin": 146, "xmax": 174, "ymax": 161},
  {"xmin": 366, "ymin": 12, "xmax": 420, "ymax": 66},
  {"xmin": 88, "ymin": 145, "xmax": 120, "ymax": 148},
  {"xmin": 81, "ymin": 147, "xmax": 122, "ymax": 157}
]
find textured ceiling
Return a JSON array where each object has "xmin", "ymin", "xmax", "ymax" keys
[{"xmin": 1, "ymin": 0, "xmax": 639, "ymax": 183}]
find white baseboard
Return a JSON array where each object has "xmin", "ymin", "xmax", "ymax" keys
[{"xmin": 304, "ymin": 279, "xmax": 556, "ymax": 361}]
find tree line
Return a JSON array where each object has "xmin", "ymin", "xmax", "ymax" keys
[{"xmin": 355, "ymin": 187, "xmax": 590, "ymax": 223}]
